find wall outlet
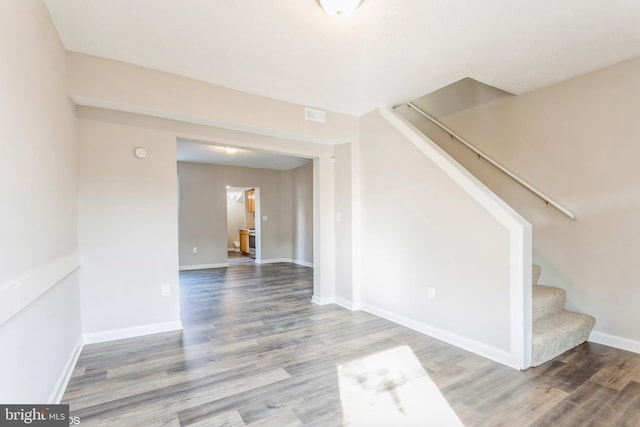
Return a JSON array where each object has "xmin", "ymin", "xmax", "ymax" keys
[
  {"xmin": 161, "ymin": 284, "xmax": 171, "ymax": 297},
  {"xmin": 262, "ymin": 215, "xmax": 268, "ymax": 221},
  {"xmin": 427, "ymin": 287, "xmax": 436, "ymax": 300},
  {"xmin": 336, "ymin": 211, "xmax": 342, "ymax": 221},
  {"xmin": 192, "ymin": 247, "xmax": 197, "ymax": 254}
]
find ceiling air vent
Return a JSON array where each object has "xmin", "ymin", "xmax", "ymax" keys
[{"xmin": 304, "ymin": 107, "xmax": 326, "ymax": 124}]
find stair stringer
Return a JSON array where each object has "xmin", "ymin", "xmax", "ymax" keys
[{"xmin": 380, "ymin": 106, "xmax": 533, "ymax": 369}]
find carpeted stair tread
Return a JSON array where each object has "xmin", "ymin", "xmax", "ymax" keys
[
  {"xmin": 532, "ymin": 285, "xmax": 566, "ymax": 320},
  {"xmin": 531, "ymin": 310, "xmax": 596, "ymax": 367},
  {"xmin": 529, "ymin": 264, "xmax": 596, "ymax": 367}
]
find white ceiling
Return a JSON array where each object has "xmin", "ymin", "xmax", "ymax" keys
[
  {"xmin": 45, "ymin": 0, "xmax": 640, "ymax": 116},
  {"xmin": 176, "ymin": 140, "xmax": 312, "ymax": 170}
]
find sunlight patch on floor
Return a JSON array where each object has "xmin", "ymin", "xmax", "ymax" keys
[{"xmin": 337, "ymin": 346, "xmax": 463, "ymax": 426}]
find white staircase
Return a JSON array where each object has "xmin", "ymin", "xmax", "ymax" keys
[{"xmin": 531, "ymin": 265, "xmax": 595, "ymax": 367}]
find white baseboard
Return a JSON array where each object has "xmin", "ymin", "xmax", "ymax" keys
[
  {"xmin": 48, "ymin": 336, "xmax": 83, "ymax": 403},
  {"xmin": 311, "ymin": 295, "xmax": 335, "ymax": 305},
  {"xmin": 334, "ymin": 296, "xmax": 354, "ymax": 310},
  {"xmin": 83, "ymin": 320, "xmax": 183, "ymax": 345},
  {"xmin": 293, "ymin": 259, "xmax": 314, "ymax": 268},
  {"xmin": 257, "ymin": 258, "xmax": 291, "ymax": 265},
  {"xmin": 179, "ymin": 263, "xmax": 228, "ymax": 271},
  {"xmin": 589, "ymin": 331, "xmax": 640, "ymax": 354},
  {"xmin": 359, "ymin": 302, "xmax": 519, "ymax": 369},
  {"xmin": 258, "ymin": 258, "xmax": 313, "ymax": 267},
  {"xmin": 227, "ymin": 248, "xmax": 240, "ymax": 252}
]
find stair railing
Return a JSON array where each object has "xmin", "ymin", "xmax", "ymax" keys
[{"xmin": 404, "ymin": 102, "xmax": 575, "ymax": 220}]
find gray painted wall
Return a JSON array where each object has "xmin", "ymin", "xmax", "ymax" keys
[
  {"xmin": 292, "ymin": 163, "xmax": 314, "ymax": 264},
  {"xmin": 177, "ymin": 162, "xmax": 229, "ymax": 267},
  {"xmin": 178, "ymin": 161, "xmax": 313, "ymax": 266}
]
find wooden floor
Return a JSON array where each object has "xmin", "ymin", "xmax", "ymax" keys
[{"xmin": 63, "ymin": 255, "xmax": 640, "ymax": 426}]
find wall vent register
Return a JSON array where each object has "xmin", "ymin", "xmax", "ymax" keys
[{"xmin": 304, "ymin": 107, "xmax": 326, "ymax": 123}]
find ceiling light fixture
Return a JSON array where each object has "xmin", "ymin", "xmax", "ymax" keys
[
  {"xmin": 225, "ymin": 147, "xmax": 237, "ymax": 154},
  {"xmin": 319, "ymin": 0, "xmax": 362, "ymax": 16}
]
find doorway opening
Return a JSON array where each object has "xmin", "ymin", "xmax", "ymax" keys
[{"xmin": 226, "ymin": 186, "xmax": 259, "ymax": 266}]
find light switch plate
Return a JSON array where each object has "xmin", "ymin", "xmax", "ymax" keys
[{"xmin": 162, "ymin": 284, "xmax": 171, "ymax": 297}]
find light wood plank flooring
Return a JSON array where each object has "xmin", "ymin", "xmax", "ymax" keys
[{"xmin": 63, "ymin": 256, "xmax": 640, "ymax": 426}]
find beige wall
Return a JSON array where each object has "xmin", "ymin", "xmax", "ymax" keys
[
  {"xmin": 334, "ymin": 143, "xmax": 353, "ymax": 304},
  {"xmin": 66, "ymin": 52, "xmax": 359, "ymax": 146},
  {"xmin": 0, "ymin": 0, "xmax": 81, "ymax": 402},
  {"xmin": 77, "ymin": 108, "xmax": 181, "ymax": 334},
  {"xmin": 401, "ymin": 57, "xmax": 640, "ymax": 345},
  {"xmin": 358, "ymin": 109, "xmax": 513, "ymax": 354},
  {"xmin": 1, "ymin": 2, "xmax": 77, "ymax": 284}
]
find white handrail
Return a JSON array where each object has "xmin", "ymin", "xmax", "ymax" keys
[{"xmin": 405, "ymin": 102, "xmax": 575, "ymax": 220}]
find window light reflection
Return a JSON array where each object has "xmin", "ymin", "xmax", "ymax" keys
[{"xmin": 337, "ymin": 346, "xmax": 463, "ymax": 426}]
